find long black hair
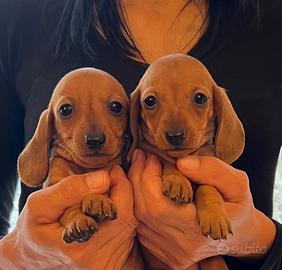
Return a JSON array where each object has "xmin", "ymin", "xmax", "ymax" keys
[{"xmin": 46, "ymin": 0, "xmax": 260, "ymax": 61}]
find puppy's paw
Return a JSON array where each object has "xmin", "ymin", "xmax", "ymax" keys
[
  {"xmin": 62, "ymin": 214, "xmax": 98, "ymax": 243},
  {"xmin": 198, "ymin": 208, "xmax": 232, "ymax": 240},
  {"xmin": 82, "ymin": 194, "xmax": 118, "ymax": 222},
  {"xmin": 162, "ymin": 174, "xmax": 193, "ymax": 204}
]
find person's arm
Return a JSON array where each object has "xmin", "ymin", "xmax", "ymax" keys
[
  {"xmin": 224, "ymin": 219, "xmax": 282, "ymax": 270},
  {"xmin": 177, "ymin": 156, "xmax": 282, "ymax": 270},
  {"xmin": 258, "ymin": 219, "xmax": 282, "ymax": 270},
  {"xmin": 129, "ymin": 149, "xmax": 282, "ymax": 270},
  {"xmin": 0, "ymin": 167, "xmax": 139, "ymax": 270}
]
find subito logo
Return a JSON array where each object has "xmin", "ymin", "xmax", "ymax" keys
[{"xmin": 217, "ymin": 243, "xmax": 229, "ymax": 255}]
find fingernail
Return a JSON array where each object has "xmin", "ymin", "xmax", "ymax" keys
[
  {"xmin": 112, "ymin": 165, "xmax": 122, "ymax": 174},
  {"xmin": 180, "ymin": 156, "xmax": 200, "ymax": 170},
  {"xmin": 145, "ymin": 154, "xmax": 152, "ymax": 166},
  {"xmin": 85, "ymin": 171, "xmax": 108, "ymax": 189},
  {"xmin": 111, "ymin": 165, "xmax": 125, "ymax": 179},
  {"xmin": 132, "ymin": 149, "xmax": 140, "ymax": 162}
]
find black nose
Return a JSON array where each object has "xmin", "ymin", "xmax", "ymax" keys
[
  {"xmin": 165, "ymin": 130, "xmax": 186, "ymax": 146},
  {"xmin": 85, "ymin": 134, "xmax": 106, "ymax": 149}
]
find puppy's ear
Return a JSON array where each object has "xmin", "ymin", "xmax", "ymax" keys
[
  {"xmin": 213, "ymin": 85, "xmax": 245, "ymax": 164},
  {"xmin": 18, "ymin": 109, "xmax": 54, "ymax": 186},
  {"xmin": 126, "ymin": 86, "xmax": 141, "ymax": 163}
]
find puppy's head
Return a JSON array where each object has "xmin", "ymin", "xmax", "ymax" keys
[
  {"xmin": 128, "ymin": 54, "xmax": 244, "ymax": 164},
  {"xmin": 18, "ymin": 68, "xmax": 129, "ymax": 186}
]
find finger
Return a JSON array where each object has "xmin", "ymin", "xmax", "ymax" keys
[
  {"xmin": 110, "ymin": 165, "xmax": 132, "ymax": 207},
  {"xmin": 128, "ymin": 149, "xmax": 146, "ymax": 186},
  {"xmin": 104, "ymin": 237, "xmax": 134, "ymax": 270},
  {"xmin": 128, "ymin": 149, "xmax": 147, "ymax": 217},
  {"xmin": 177, "ymin": 156, "xmax": 250, "ymax": 202},
  {"xmin": 143, "ymin": 154, "xmax": 162, "ymax": 179},
  {"xmin": 128, "ymin": 151, "xmax": 163, "ymax": 223},
  {"xmin": 137, "ymin": 223, "xmax": 193, "ymax": 257},
  {"xmin": 141, "ymin": 155, "xmax": 163, "ymax": 201},
  {"xmin": 86, "ymin": 220, "xmax": 135, "ymax": 251},
  {"xmin": 137, "ymin": 223, "xmax": 170, "ymax": 242},
  {"xmin": 109, "ymin": 166, "xmax": 137, "ymax": 223},
  {"xmin": 138, "ymin": 230, "xmax": 194, "ymax": 270},
  {"xmin": 140, "ymin": 155, "xmax": 197, "ymax": 225},
  {"xmin": 138, "ymin": 235, "xmax": 169, "ymax": 264},
  {"xmin": 80, "ymin": 224, "xmax": 134, "ymax": 267},
  {"xmin": 27, "ymin": 171, "xmax": 110, "ymax": 222},
  {"xmin": 137, "ymin": 234, "xmax": 169, "ymax": 266}
]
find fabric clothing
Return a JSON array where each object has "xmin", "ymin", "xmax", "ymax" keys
[{"xmin": 0, "ymin": 0, "xmax": 281, "ymax": 269}]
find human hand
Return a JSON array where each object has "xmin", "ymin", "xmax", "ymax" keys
[
  {"xmin": 129, "ymin": 149, "xmax": 276, "ymax": 270},
  {"xmin": 0, "ymin": 166, "xmax": 138, "ymax": 270}
]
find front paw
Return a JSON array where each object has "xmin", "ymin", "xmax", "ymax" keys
[
  {"xmin": 62, "ymin": 214, "xmax": 98, "ymax": 243},
  {"xmin": 162, "ymin": 175, "xmax": 193, "ymax": 204},
  {"xmin": 82, "ymin": 194, "xmax": 118, "ymax": 222},
  {"xmin": 198, "ymin": 208, "xmax": 232, "ymax": 240}
]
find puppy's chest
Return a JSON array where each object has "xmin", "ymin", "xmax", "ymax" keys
[
  {"xmin": 140, "ymin": 139, "xmax": 216, "ymax": 164},
  {"xmin": 45, "ymin": 152, "xmax": 121, "ymax": 187}
]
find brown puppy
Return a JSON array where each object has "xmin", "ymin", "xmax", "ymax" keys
[
  {"xmin": 128, "ymin": 54, "xmax": 245, "ymax": 270},
  {"xmin": 18, "ymin": 68, "xmax": 130, "ymax": 243}
]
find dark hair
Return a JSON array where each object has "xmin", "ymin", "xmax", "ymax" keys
[{"xmin": 47, "ymin": 0, "xmax": 260, "ymax": 61}]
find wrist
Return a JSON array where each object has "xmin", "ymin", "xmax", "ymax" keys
[
  {"xmin": 0, "ymin": 230, "xmax": 77, "ymax": 269},
  {"xmin": 0, "ymin": 231, "xmax": 22, "ymax": 269},
  {"xmin": 228, "ymin": 208, "xmax": 276, "ymax": 259},
  {"xmin": 251, "ymin": 209, "xmax": 276, "ymax": 256}
]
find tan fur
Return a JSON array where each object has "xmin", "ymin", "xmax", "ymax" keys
[
  {"xmin": 18, "ymin": 109, "xmax": 54, "ymax": 186},
  {"xmin": 128, "ymin": 54, "xmax": 245, "ymax": 270},
  {"xmin": 18, "ymin": 68, "xmax": 130, "ymax": 243},
  {"xmin": 213, "ymin": 85, "xmax": 245, "ymax": 163}
]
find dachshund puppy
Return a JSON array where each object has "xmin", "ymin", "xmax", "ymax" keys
[
  {"xmin": 128, "ymin": 54, "xmax": 245, "ymax": 270},
  {"xmin": 18, "ymin": 68, "xmax": 130, "ymax": 244}
]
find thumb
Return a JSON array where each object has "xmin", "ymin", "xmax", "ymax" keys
[
  {"xmin": 128, "ymin": 149, "xmax": 146, "ymax": 185},
  {"xmin": 141, "ymin": 154, "xmax": 162, "ymax": 200},
  {"xmin": 27, "ymin": 170, "xmax": 110, "ymax": 222},
  {"xmin": 109, "ymin": 165, "xmax": 133, "ymax": 210},
  {"xmin": 177, "ymin": 156, "xmax": 250, "ymax": 202}
]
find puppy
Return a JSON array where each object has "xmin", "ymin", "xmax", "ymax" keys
[
  {"xmin": 128, "ymin": 54, "xmax": 245, "ymax": 270},
  {"xmin": 18, "ymin": 68, "xmax": 130, "ymax": 243}
]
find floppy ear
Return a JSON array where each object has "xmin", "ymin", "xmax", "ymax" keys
[
  {"xmin": 213, "ymin": 85, "xmax": 245, "ymax": 164},
  {"xmin": 126, "ymin": 87, "xmax": 141, "ymax": 163},
  {"xmin": 18, "ymin": 109, "xmax": 54, "ymax": 186}
]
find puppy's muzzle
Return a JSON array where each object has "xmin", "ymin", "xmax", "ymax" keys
[
  {"xmin": 165, "ymin": 129, "xmax": 186, "ymax": 146},
  {"xmin": 85, "ymin": 134, "xmax": 106, "ymax": 149}
]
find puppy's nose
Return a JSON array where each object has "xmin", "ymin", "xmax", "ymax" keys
[
  {"xmin": 165, "ymin": 130, "xmax": 186, "ymax": 146},
  {"xmin": 85, "ymin": 134, "xmax": 106, "ymax": 149}
]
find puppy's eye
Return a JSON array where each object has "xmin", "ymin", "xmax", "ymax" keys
[
  {"xmin": 144, "ymin": 96, "xmax": 158, "ymax": 109},
  {"xmin": 59, "ymin": 104, "xmax": 73, "ymax": 118},
  {"xmin": 194, "ymin": 92, "xmax": 208, "ymax": 105},
  {"xmin": 109, "ymin": 101, "xmax": 123, "ymax": 115}
]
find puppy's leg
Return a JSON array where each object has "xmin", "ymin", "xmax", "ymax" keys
[
  {"xmin": 196, "ymin": 185, "xmax": 232, "ymax": 240},
  {"xmin": 82, "ymin": 193, "xmax": 118, "ymax": 222},
  {"xmin": 47, "ymin": 157, "xmax": 99, "ymax": 243},
  {"xmin": 162, "ymin": 162, "xmax": 193, "ymax": 204},
  {"xmin": 192, "ymin": 147, "xmax": 232, "ymax": 240},
  {"xmin": 60, "ymin": 203, "xmax": 99, "ymax": 243}
]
